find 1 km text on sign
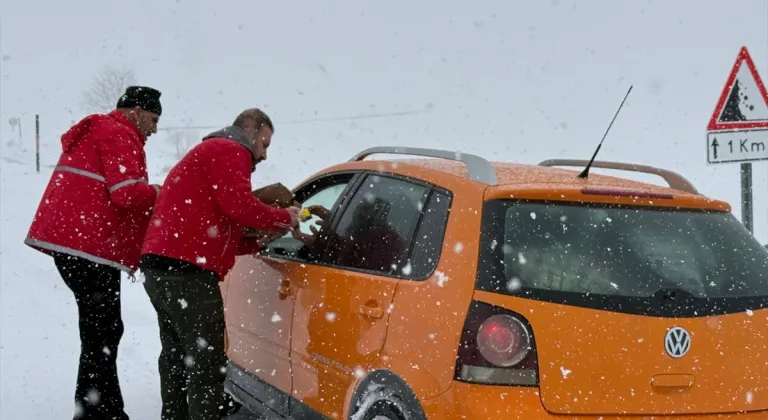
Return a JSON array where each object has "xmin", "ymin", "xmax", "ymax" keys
[{"xmin": 706, "ymin": 46, "xmax": 768, "ymax": 164}]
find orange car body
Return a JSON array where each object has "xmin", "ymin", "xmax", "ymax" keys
[{"xmin": 221, "ymin": 147, "xmax": 768, "ymax": 419}]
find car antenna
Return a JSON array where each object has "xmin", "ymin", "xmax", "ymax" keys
[{"xmin": 577, "ymin": 85, "xmax": 634, "ymax": 179}]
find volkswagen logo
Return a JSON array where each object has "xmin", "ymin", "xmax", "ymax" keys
[{"xmin": 664, "ymin": 326, "xmax": 691, "ymax": 358}]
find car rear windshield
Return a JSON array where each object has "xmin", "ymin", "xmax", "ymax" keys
[{"xmin": 476, "ymin": 200, "xmax": 768, "ymax": 304}]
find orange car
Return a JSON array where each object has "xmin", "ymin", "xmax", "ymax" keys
[{"xmin": 221, "ymin": 146, "xmax": 768, "ymax": 419}]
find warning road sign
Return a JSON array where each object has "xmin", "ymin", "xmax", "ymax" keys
[{"xmin": 706, "ymin": 46, "xmax": 768, "ymax": 164}]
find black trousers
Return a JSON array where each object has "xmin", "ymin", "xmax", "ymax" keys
[
  {"xmin": 142, "ymin": 268, "xmax": 229, "ymax": 420},
  {"xmin": 53, "ymin": 253, "xmax": 129, "ymax": 420}
]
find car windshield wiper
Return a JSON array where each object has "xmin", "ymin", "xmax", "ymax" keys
[{"xmin": 652, "ymin": 287, "xmax": 698, "ymax": 303}]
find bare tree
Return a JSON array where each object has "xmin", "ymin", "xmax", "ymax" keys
[
  {"xmin": 167, "ymin": 128, "xmax": 199, "ymax": 160},
  {"xmin": 80, "ymin": 65, "xmax": 137, "ymax": 114}
]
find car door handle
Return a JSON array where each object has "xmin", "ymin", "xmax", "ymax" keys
[
  {"xmin": 277, "ymin": 280, "xmax": 294, "ymax": 300},
  {"xmin": 359, "ymin": 304, "xmax": 384, "ymax": 319}
]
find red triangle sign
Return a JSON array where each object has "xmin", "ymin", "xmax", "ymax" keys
[{"xmin": 707, "ymin": 46, "xmax": 768, "ymax": 131}]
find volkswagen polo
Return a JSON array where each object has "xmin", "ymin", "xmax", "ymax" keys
[{"xmin": 220, "ymin": 146, "xmax": 768, "ymax": 419}]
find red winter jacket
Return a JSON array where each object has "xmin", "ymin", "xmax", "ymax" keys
[
  {"xmin": 25, "ymin": 111, "xmax": 158, "ymax": 273},
  {"xmin": 140, "ymin": 127, "xmax": 293, "ymax": 280}
]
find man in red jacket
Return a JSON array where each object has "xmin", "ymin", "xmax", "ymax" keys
[
  {"xmin": 24, "ymin": 86, "xmax": 163, "ymax": 420},
  {"xmin": 139, "ymin": 108, "xmax": 299, "ymax": 420}
]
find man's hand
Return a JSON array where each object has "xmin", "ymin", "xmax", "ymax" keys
[
  {"xmin": 290, "ymin": 224, "xmax": 321, "ymax": 245},
  {"xmin": 306, "ymin": 205, "xmax": 331, "ymax": 221},
  {"xmin": 286, "ymin": 206, "xmax": 301, "ymax": 229}
]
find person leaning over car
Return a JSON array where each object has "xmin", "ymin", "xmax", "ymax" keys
[
  {"xmin": 24, "ymin": 86, "xmax": 163, "ymax": 420},
  {"xmin": 138, "ymin": 108, "xmax": 300, "ymax": 420}
]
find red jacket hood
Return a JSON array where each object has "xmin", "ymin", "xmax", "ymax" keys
[{"xmin": 61, "ymin": 111, "xmax": 144, "ymax": 152}]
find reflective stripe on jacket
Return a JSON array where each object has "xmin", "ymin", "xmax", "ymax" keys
[{"xmin": 25, "ymin": 110, "xmax": 158, "ymax": 272}]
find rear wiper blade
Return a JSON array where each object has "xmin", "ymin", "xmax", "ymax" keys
[{"xmin": 652, "ymin": 287, "xmax": 697, "ymax": 302}]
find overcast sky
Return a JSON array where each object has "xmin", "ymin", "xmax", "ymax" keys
[{"xmin": 1, "ymin": 0, "xmax": 767, "ymax": 241}]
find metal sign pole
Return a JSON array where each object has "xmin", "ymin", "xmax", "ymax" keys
[
  {"xmin": 740, "ymin": 162, "xmax": 753, "ymax": 233},
  {"xmin": 35, "ymin": 114, "xmax": 40, "ymax": 173}
]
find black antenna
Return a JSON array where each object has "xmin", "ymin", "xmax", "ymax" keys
[{"xmin": 578, "ymin": 85, "xmax": 634, "ymax": 179}]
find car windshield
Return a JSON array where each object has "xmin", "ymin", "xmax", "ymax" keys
[{"xmin": 478, "ymin": 200, "xmax": 768, "ymax": 299}]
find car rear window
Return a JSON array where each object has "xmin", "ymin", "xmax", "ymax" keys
[{"xmin": 476, "ymin": 200, "xmax": 768, "ymax": 314}]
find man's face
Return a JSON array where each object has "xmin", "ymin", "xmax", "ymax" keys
[
  {"xmin": 250, "ymin": 125, "xmax": 273, "ymax": 164},
  {"xmin": 135, "ymin": 109, "xmax": 160, "ymax": 138}
]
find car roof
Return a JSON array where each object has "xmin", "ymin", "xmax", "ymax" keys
[
  {"xmin": 400, "ymin": 159, "xmax": 693, "ymax": 192},
  {"xmin": 324, "ymin": 158, "xmax": 694, "ymax": 195}
]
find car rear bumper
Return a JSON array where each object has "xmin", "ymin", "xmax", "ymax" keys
[{"xmin": 421, "ymin": 381, "xmax": 767, "ymax": 419}]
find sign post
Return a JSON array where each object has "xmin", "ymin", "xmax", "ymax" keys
[
  {"xmin": 706, "ymin": 46, "xmax": 768, "ymax": 234},
  {"xmin": 35, "ymin": 114, "xmax": 40, "ymax": 173}
]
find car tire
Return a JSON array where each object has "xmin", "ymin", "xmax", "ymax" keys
[{"xmin": 354, "ymin": 399, "xmax": 406, "ymax": 420}]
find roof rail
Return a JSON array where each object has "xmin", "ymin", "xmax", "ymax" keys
[
  {"xmin": 537, "ymin": 159, "xmax": 700, "ymax": 194},
  {"xmin": 349, "ymin": 146, "xmax": 498, "ymax": 185}
]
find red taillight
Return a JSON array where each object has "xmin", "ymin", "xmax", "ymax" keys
[
  {"xmin": 454, "ymin": 301, "xmax": 539, "ymax": 386},
  {"xmin": 580, "ymin": 187, "xmax": 675, "ymax": 200},
  {"xmin": 477, "ymin": 314, "xmax": 531, "ymax": 367}
]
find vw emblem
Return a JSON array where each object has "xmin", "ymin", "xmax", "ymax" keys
[{"xmin": 664, "ymin": 326, "xmax": 691, "ymax": 358}]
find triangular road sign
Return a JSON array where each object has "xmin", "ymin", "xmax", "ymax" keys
[{"xmin": 707, "ymin": 46, "xmax": 768, "ymax": 131}]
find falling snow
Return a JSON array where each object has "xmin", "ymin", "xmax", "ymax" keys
[
  {"xmin": 85, "ymin": 389, "xmax": 101, "ymax": 405},
  {"xmin": 435, "ymin": 270, "xmax": 449, "ymax": 287},
  {"xmin": 401, "ymin": 262, "xmax": 412, "ymax": 276},
  {"xmin": 507, "ymin": 277, "xmax": 522, "ymax": 292}
]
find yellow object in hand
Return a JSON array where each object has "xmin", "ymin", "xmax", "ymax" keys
[{"xmin": 299, "ymin": 208, "xmax": 312, "ymax": 221}]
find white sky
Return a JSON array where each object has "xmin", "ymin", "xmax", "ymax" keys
[{"xmin": 1, "ymin": 0, "xmax": 767, "ymax": 242}]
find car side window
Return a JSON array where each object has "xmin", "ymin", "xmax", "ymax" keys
[
  {"xmin": 406, "ymin": 190, "xmax": 452, "ymax": 279},
  {"xmin": 323, "ymin": 174, "xmax": 429, "ymax": 276},
  {"xmin": 296, "ymin": 183, "xmax": 349, "ymax": 236},
  {"xmin": 263, "ymin": 175, "xmax": 354, "ymax": 261}
]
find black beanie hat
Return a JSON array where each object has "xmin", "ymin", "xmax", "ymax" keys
[{"xmin": 116, "ymin": 86, "xmax": 162, "ymax": 116}]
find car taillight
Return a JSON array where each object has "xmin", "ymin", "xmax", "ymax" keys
[
  {"xmin": 454, "ymin": 300, "xmax": 539, "ymax": 386},
  {"xmin": 477, "ymin": 314, "xmax": 531, "ymax": 367}
]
